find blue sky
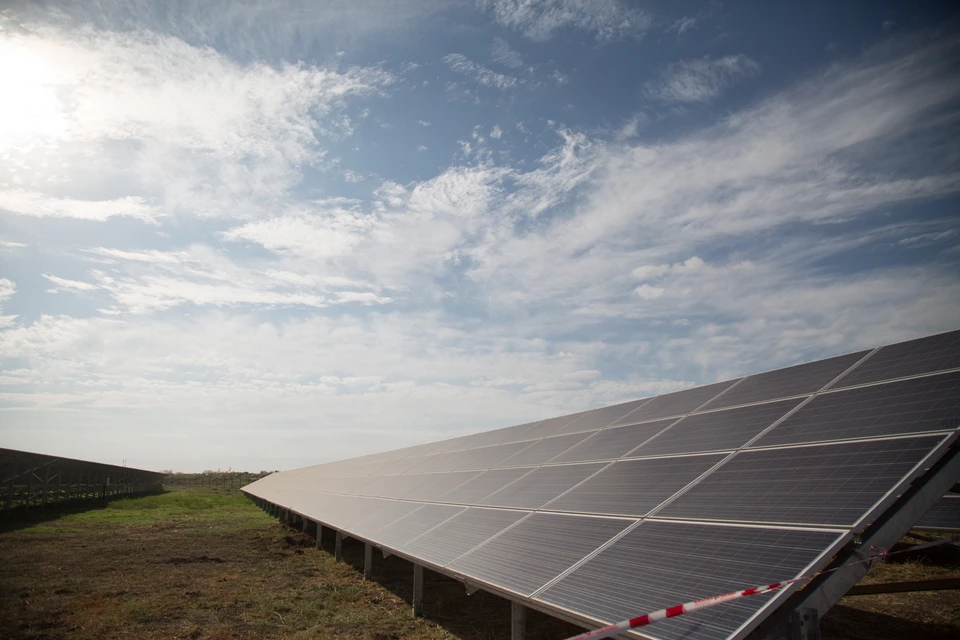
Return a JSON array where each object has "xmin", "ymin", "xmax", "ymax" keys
[{"xmin": 1, "ymin": 1, "xmax": 958, "ymax": 472}]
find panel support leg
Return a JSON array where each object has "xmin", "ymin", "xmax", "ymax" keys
[
  {"xmin": 334, "ymin": 530, "xmax": 343, "ymax": 561},
  {"xmin": 302, "ymin": 517, "xmax": 308, "ymax": 533},
  {"xmin": 511, "ymin": 601, "xmax": 527, "ymax": 640},
  {"xmin": 791, "ymin": 607, "xmax": 820, "ymax": 640},
  {"xmin": 412, "ymin": 563, "xmax": 424, "ymax": 617},
  {"xmin": 316, "ymin": 522, "xmax": 323, "ymax": 549},
  {"xmin": 364, "ymin": 542, "xmax": 373, "ymax": 580}
]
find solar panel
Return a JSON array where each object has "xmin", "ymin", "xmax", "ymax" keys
[
  {"xmin": 550, "ymin": 418, "xmax": 677, "ymax": 464},
  {"xmin": 479, "ymin": 463, "xmax": 606, "ymax": 509},
  {"xmin": 403, "ymin": 470, "xmax": 482, "ymax": 501},
  {"xmin": 447, "ymin": 513, "xmax": 632, "ymax": 596},
  {"xmin": 243, "ymin": 328, "xmax": 960, "ymax": 640},
  {"xmin": 701, "ymin": 351, "xmax": 868, "ymax": 411},
  {"xmin": 546, "ymin": 397, "xmax": 653, "ymax": 436},
  {"xmin": 374, "ymin": 503, "xmax": 465, "ymax": 549},
  {"xmin": 609, "ymin": 379, "xmax": 741, "ymax": 426},
  {"xmin": 437, "ymin": 467, "xmax": 534, "ymax": 504},
  {"xmin": 752, "ymin": 371, "xmax": 960, "ymax": 448},
  {"xmin": 349, "ymin": 499, "xmax": 422, "ymax": 539},
  {"xmin": 545, "ymin": 454, "xmax": 726, "ymax": 517},
  {"xmin": 634, "ymin": 398, "xmax": 803, "ymax": 458},
  {"xmin": 538, "ymin": 521, "xmax": 845, "ymax": 640},
  {"xmin": 835, "ymin": 329, "xmax": 960, "ymax": 389},
  {"xmin": 914, "ymin": 493, "xmax": 960, "ymax": 531},
  {"xmin": 497, "ymin": 432, "xmax": 595, "ymax": 467},
  {"xmin": 659, "ymin": 435, "xmax": 947, "ymax": 526},
  {"xmin": 402, "ymin": 507, "xmax": 530, "ymax": 567}
]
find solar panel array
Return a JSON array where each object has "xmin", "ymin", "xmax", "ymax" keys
[
  {"xmin": 916, "ymin": 493, "xmax": 960, "ymax": 532},
  {"xmin": 244, "ymin": 329, "xmax": 960, "ymax": 640}
]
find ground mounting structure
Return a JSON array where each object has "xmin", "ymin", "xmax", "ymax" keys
[
  {"xmin": 1, "ymin": 448, "xmax": 165, "ymax": 513},
  {"xmin": 243, "ymin": 329, "xmax": 960, "ymax": 640}
]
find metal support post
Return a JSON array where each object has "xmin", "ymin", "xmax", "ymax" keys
[
  {"xmin": 511, "ymin": 601, "xmax": 527, "ymax": 640},
  {"xmin": 791, "ymin": 608, "xmax": 820, "ymax": 640},
  {"xmin": 364, "ymin": 543, "xmax": 373, "ymax": 580},
  {"xmin": 316, "ymin": 522, "xmax": 323, "ymax": 549},
  {"xmin": 412, "ymin": 563, "xmax": 424, "ymax": 617},
  {"xmin": 302, "ymin": 517, "xmax": 308, "ymax": 533},
  {"xmin": 335, "ymin": 530, "xmax": 343, "ymax": 561},
  {"xmin": 55, "ymin": 467, "xmax": 62, "ymax": 504}
]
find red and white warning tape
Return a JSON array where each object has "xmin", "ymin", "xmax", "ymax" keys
[{"xmin": 563, "ymin": 535, "xmax": 959, "ymax": 640}]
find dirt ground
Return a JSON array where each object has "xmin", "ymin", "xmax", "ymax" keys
[{"xmin": 0, "ymin": 493, "xmax": 957, "ymax": 640}]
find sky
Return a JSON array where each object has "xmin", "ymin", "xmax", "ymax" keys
[{"xmin": 1, "ymin": 1, "xmax": 959, "ymax": 473}]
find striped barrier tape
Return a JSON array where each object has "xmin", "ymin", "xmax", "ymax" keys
[{"xmin": 563, "ymin": 534, "xmax": 960, "ymax": 640}]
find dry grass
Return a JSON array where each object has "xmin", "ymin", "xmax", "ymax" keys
[
  {"xmin": 1, "ymin": 493, "xmax": 957, "ymax": 640},
  {"xmin": 0, "ymin": 492, "xmax": 579, "ymax": 640}
]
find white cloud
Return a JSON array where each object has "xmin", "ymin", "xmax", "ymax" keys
[
  {"xmin": 222, "ymin": 206, "xmax": 374, "ymax": 259},
  {"xmin": 491, "ymin": 36, "xmax": 523, "ymax": 68},
  {"xmin": 342, "ymin": 169, "xmax": 365, "ymax": 183},
  {"xmin": 481, "ymin": 0, "xmax": 651, "ymax": 42},
  {"xmin": 490, "ymin": 124, "xmax": 503, "ymax": 139},
  {"xmin": 43, "ymin": 274, "xmax": 100, "ymax": 292},
  {"xmin": 633, "ymin": 284, "xmax": 665, "ymax": 299},
  {"xmin": 417, "ymin": 145, "xmax": 428, "ymax": 151},
  {"xmin": 670, "ymin": 16, "xmax": 699, "ymax": 36},
  {"xmin": 1, "ymin": 242, "xmax": 27, "ymax": 249},
  {"xmin": 0, "ymin": 279, "xmax": 15, "ymax": 302},
  {"xmin": 0, "ymin": 26, "xmax": 393, "ymax": 221},
  {"xmin": 443, "ymin": 53, "xmax": 518, "ymax": 89},
  {"xmin": 0, "ymin": 190, "xmax": 161, "ymax": 223},
  {"xmin": 647, "ymin": 54, "xmax": 761, "ymax": 103},
  {"xmin": 418, "ymin": 120, "xmax": 432, "ymax": 127}
]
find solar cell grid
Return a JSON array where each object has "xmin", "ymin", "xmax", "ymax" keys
[
  {"xmin": 479, "ymin": 463, "xmax": 606, "ymax": 509},
  {"xmin": 660, "ymin": 435, "xmax": 947, "ymax": 526},
  {"xmin": 437, "ymin": 466, "xmax": 535, "ymax": 504},
  {"xmin": 701, "ymin": 351, "xmax": 868, "ymax": 411},
  {"xmin": 538, "ymin": 521, "xmax": 845, "ymax": 640},
  {"xmin": 545, "ymin": 454, "xmax": 726, "ymax": 517},
  {"xmin": 374, "ymin": 503, "xmax": 465, "ymax": 549},
  {"xmin": 513, "ymin": 413, "xmax": 586, "ymax": 441},
  {"xmin": 547, "ymin": 397, "xmax": 653, "ymax": 436},
  {"xmin": 915, "ymin": 494, "xmax": 960, "ymax": 531},
  {"xmin": 609, "ymin": 379, "xmax": 740, "ymax": 426},
  {"xmin": 401, "ymin": 507, "xmax": 530, "ymax": 567},
  {"xmin": 633, "ymin": 398, "xmax": 803, "ymax": 458},
  {"xmin": 550, "ymin": 418, "xmax": 677, "ymax": 464},
  {"xmin": 448, "ymin": 513, "xmax": 633, "ymax": 596},
  {"xmin": 836, "ymin": 329, "xmax": 960, "ymax": 389},
  {"xmin": 752, "ymin": 371, "xmax": 960, "ymax": 448},
  {"xmin": 403, "ymin": 470, "xmax": 482, "ymax": 501},
  {"xmin": 349, "ymin": 500, "xmax": 422, "ymax": 539},
  {"xmin": 497, "ymin": 432, "xmax": 595, "ymax": 467}
]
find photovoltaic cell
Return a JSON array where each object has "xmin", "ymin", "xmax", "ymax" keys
[
  {"xmin": 448, "ymin": 513, "xmax": 632, "ymax": 596},
  {"xmin": 373, "ymin": 503, "xmax": 465, "ymax": 549},
  {"xmin": 550, "ymin": 419, "xmax": 677, "ymax": 464},
  {"xmin": 401, "ymin": 507, "xmax": 530, "ymax": 567},
  {"xmin": 609, "ymin": 379, "xmax": 740, "ymax": 426},
  {"xmin": 403, "ymin": 470, "xmax": 482, "ymax": 501},
  {"xmin": 538, "ymin": 521, "xmax": 844, "ymax": 640},
  {"xmin": 498, "ymin": 432, "xmax": 595, "ymax": 467},
  {"xmin": 349, "ymin": 500, "xmax": 422, "ymax": 539},
  {"xmin": 545, "ymin": 454, "xmax": 726, "ymax": 517},
  {"xmin": 835, "ymin": 329, "xmax": 960, "ymax": 389},
  {"xmin": 752, "ymin": 371, "xmax": 960, "ymax": 448},
  {"xmin": 660, "ymin": 435, "xmax": 947, "ymax": 526},
  {"xmin": 480, "ymin": 463, "xmax": 606, "ymax": 509},
  {"xmin": 634, "ymin": 399, "xmax": 803, "ymax": 458},
  {"xmin": 514, "ymin": 412, "xmax": 589, "ymax": 441},
  {"xmin": 701, "ymin": 351, "xmax": 868, "ymax": 411},
  {"xmin": 546, "ymin": 397, "xmax": 653, "ymax": 437},
  {"xmin": 437, "ymin": 467, "xmax": 534, "ymax": 504},
  {"xmin": 915, "ymin": 494, "xmax": 960, "ymax": 531}
]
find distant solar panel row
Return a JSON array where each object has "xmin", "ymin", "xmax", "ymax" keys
[{"xmin": 245, "ymin": 329, "xmax": 960, "ymax": 640}]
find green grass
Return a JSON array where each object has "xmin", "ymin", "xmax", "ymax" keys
[{"xmin": 51, "ymin": 491, "xmax": 273, "ymax": 530}]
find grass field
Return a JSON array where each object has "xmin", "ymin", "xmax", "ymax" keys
[{"xmin": 0, "ymin": 492, "xmax": 957, "ymax": 639}]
